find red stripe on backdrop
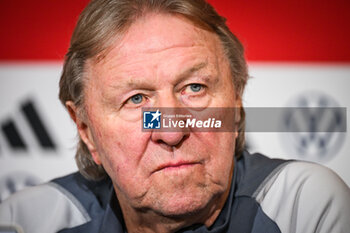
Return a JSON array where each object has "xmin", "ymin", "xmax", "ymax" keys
[
  {"xmin": 0, "ymin": 0, "xmax": 89, "ymax": 61},
  {"xmin": 0, "ymin": 0, "xmax": 349, "ymax": 62}
]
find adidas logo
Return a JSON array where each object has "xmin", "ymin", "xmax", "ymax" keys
[{"xmin": 0, "ymin": 99, "xmax": 56, "ymax": 152}]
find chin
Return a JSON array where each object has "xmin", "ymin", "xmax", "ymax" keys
[
  {"xmin": 150, "ymin": 187, "xmax": 219, "ymax": 218},
  {"xmin": 158, "ymin": 201, "xmax": 207, "ymax": 218}
]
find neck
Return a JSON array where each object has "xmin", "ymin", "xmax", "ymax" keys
[{"xmin": 115, "ymin": 179, "xmax": 233, "ymax": 233}]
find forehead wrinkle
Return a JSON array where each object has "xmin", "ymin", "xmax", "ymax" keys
[
  {"xmin": 140, "ymin": 42, "xmax": 196, "ymax": 54},
  {"xmin": 108, "ymin": 78, "xmax": 155, "ymax": 91},
  {"xmin": 87, "ymin": 13, "xmax": 227, "ymax": 94},
  {"xmin": 116, "ymin": 13, "xmax": 211, "ymax": 55}
]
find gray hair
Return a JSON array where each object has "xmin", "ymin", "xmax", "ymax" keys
[{"xmin": 59, "ymin": 0, "xmax": 248, "ymax": 180}]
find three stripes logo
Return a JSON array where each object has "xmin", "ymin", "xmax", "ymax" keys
[{"xmin": 0, "ymin": 99, "xmax": 57, "ymax": 152}]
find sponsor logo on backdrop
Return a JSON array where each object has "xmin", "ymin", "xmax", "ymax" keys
[
  {"xmin": 0, "ymin": 99, "xmax": 57, "ymax": 152},
  {"xmin": 280, "ymin": 91, "xmax": 346, "ymax": 162}
]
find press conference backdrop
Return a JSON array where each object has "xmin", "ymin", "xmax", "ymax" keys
[{"xmin": 0, "ymin": 0, "xmax": 349, "ymax": 202}]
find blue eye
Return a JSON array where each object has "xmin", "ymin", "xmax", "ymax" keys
[
  {"xmin": 190, "ymin": 84, "xmax": 202, "ymax": 92},
  {"xmin": 130, "ymin": 94, "xmax": 143, "ymax": 104}
]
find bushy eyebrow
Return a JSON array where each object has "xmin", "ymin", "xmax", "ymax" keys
[
  {"xmin": 109, "ymin": 61, "xmax": 209, "ymax": 90},
  {"xmin": 177, "ymin": 61, "xmax": 208, "ymax": 81},
  {"xmin": 108, "ymin": 78, "xmax": 153, "ymax": 91},
  {"xmin": 177, "ymin": 61, "xmax": 220, "ymax": 85}
]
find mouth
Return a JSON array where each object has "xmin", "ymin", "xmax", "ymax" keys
[{"xmin": 153, "ymin": 161, "xmax": 201, "ymax": 173}]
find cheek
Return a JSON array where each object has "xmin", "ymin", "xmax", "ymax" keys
[
  {"xmin": 90, "ymin": 117, "xmax": 151, "ymax": 178},
  {"xmin": 198, "ymin": 132, "xmax": 235, "ymax": 183},
  {"xmin": 93, "ymin": 122, "xmax": 155, "ymax": 200}
]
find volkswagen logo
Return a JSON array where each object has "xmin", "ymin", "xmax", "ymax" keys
[{"xmin": 280, "ymin": 91, "xmax": 346, "ymax": 162}]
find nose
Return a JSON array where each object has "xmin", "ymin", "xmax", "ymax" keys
[
  {"xmin": 150, "ymin": 91, "xmax": 189, "ymax": 147},
  {"xmin": 151, "ymin": 130, "xmax": 189, "ymax": 147}
]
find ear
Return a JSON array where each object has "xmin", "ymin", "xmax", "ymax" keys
[{"xmin": 65, "ymin": 101, "xmax": 102, "ymax": 165}]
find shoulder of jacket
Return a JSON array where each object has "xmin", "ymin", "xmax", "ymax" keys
[
  {"xmin": 254, "ymin": 161, "xmax": 350, "ymax": 233},
  {"xmin": 0, "ymin": 175, "xmax": 92, "ymax": 233}
]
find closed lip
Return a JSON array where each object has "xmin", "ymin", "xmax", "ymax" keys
[{"xmin": 153, "ymin": 161, "xmax": 201, "ymax": 173}]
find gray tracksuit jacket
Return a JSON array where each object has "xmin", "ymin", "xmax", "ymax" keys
[{"xmin": 1, "ymin": 151, "xmax": 349, "ymax": 233}]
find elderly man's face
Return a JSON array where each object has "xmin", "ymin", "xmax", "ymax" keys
[{"xmin": 79, "ymin": 13, "xmax": 239, "ymax": 217}]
